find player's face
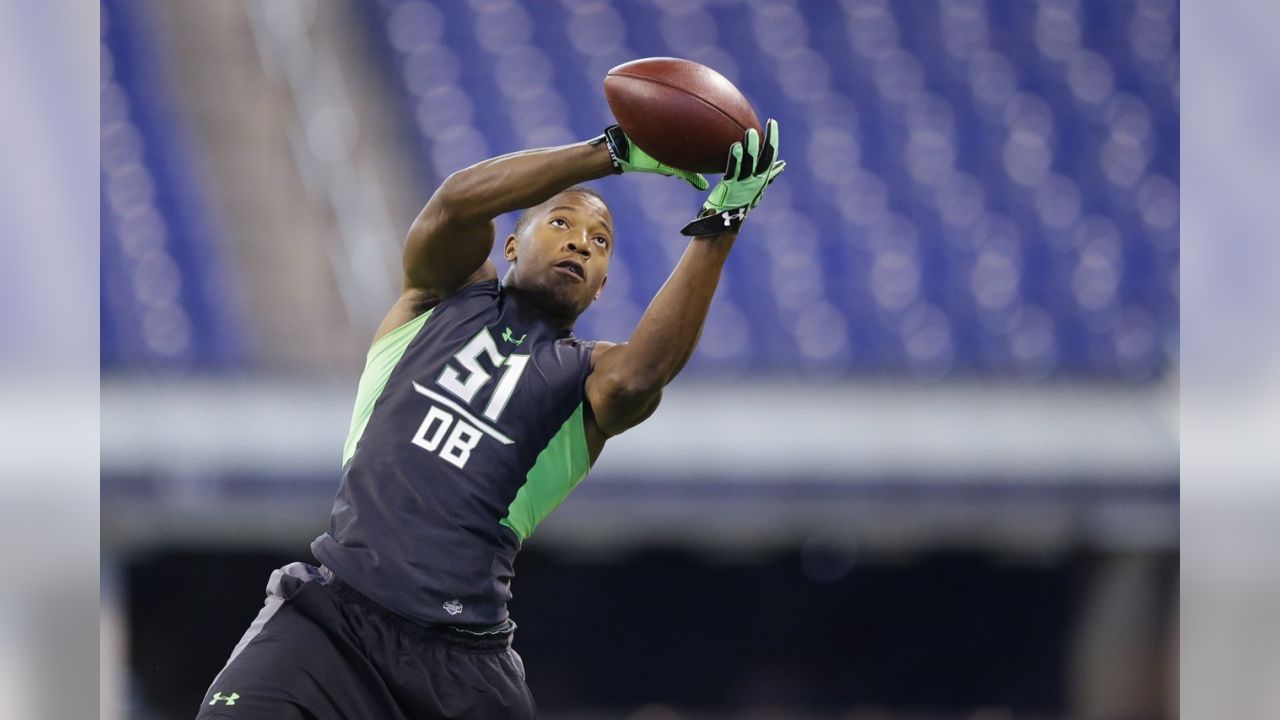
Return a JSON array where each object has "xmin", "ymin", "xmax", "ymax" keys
[{"xmin": 506, "ymin": 191, "xmax": 613, "ymax": 321}]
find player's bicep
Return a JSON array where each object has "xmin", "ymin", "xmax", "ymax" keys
[
  {"xmin": 402, "ymin": 189, "xmax": 498, "ymax": 293},
  {"xmin": 584, "ymin": 341, "xmax": 664, "ymax": 438}
]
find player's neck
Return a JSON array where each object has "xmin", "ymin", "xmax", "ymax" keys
[{"xmin": 502, "ymin": 283, "xmax": 577, "ymax": 331}]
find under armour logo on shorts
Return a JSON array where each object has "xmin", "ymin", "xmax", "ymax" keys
[{"xmin": 209, "ymin": 691, "xmax": 240, "ymax": 706}]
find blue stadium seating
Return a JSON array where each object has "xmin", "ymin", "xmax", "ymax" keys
[
  {"xmin": 101, "ymin": 0, "xmax": 1178, "ymax": 381},
  {"xmin": 365, "ymin": 0, "xmax": 1178, "ymax": 381},
  {"xmin": 100, "ymin": 0, "xmax": 243, "ymax": 369}
]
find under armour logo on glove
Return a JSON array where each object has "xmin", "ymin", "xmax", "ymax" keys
[{"xmin": 681, "ymin": 119, "xmax": 786, "ymax": 237}]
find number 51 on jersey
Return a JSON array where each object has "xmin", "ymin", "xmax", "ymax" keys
[{"xmin": 410, "ymin": 327, "xmax": 529, "ymax": 469}]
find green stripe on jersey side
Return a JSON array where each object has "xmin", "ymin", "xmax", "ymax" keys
[
  {"xmin": 341, "ymin": 310, "xmax": 434, "ymax": 467},
  {"xmin": 499, "ymin": 403, "xmax": 590, "ymax": 542}
]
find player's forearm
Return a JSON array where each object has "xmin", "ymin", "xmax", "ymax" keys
[
  {"xmin": 611, "ymin": 232, "xmax": 737, "ymax": 391},
  {"xmin": 434, "ymin": 142, "xmax": 615, "ymax": 222}
]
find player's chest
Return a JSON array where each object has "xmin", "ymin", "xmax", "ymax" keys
[{"xmin": 395, "ymin": 320, "xmax": 581, "ymax": 467}]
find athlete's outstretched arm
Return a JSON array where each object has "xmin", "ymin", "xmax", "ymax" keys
[
  {"xmin": 585, "ymin": 229, "xmax": 737, "ymax": 437},
  {"xmin": 402, "ymin": 142, "xmax": 615, "ymax": 295},
  {"xmin": 375, "ymin": 130, "xmax": 705, "ymax": 343},
  {"xmin": 401, "ymin": 127, "xmax": 707, "ymax": 297},
  {"xmin": 586, "ymin": 120, "xmax": 786, "ymax": 438}
]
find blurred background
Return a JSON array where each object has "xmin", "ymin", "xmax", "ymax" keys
[{"xmin": 99, "ymin": 0, "xmax": 1178, "ymax": 718}]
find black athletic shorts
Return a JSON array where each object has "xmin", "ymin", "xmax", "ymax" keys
[{"xmin": 194, "ymin": 562, "xmax": 536, "ymax": 719}]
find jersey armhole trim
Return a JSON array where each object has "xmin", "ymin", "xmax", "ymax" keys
[
  {"xmin": 369, "ymin": 307, "xmax": 432, "ymax": 356},
  {"xmin": 341, "ymin": 309, "xmax": 435, "ymax": 466}
]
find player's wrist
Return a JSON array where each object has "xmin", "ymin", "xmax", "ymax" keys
[
  {"xmin": 588, "ymin": 127, "xmax": 625, "ymax": 175},
  {"xmin": 689, "ymin": 226, "xmax": 740, "ymax": 257},
  {"xmin": 681, "ymin": 206, "xmax": 747, "ymax": 236},
  {"xmin": 692, "ymin": 226, "xmax": 739, "ymax": 241},
  {"xmin": 596, "ymin": 125, "xmax": 709, "ymax": 190}
]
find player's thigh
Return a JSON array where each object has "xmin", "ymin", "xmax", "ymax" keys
[
  {"xmin": 195, "ymin": 692, "xmax": 307, "ymax": 720},
  {"xmin": 193, "ymin": 597, "xmax": 320, "ymax": 720},
  {"xmin": 194, "ymin": 577, "xmax": 400, "ymax": 720}
]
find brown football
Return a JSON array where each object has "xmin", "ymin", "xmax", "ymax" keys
[{"xmin": 604, "ymin": 57, "xmax": 762, "ymax": 174}]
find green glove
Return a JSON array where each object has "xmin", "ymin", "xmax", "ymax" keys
[
  {"xmin": 681, "ymin": 118, "xmax": 786, "ymax": 236},
  {"xmin": 593, "ymin": 125, "xmax": 710, "ymax": 190}
]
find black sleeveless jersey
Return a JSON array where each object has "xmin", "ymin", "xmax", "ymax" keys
[{"xmin": 312, "ymin": 280, "xmax": 596, "ymax": 627}]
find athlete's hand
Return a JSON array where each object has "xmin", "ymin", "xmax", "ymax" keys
[
  {"xmin": 596, "ymin": 125, "xmax": 710, "ymax": 190},
  {"xmin": 680, "ymin": 119, "xmax": 786, "ymax": 237}
]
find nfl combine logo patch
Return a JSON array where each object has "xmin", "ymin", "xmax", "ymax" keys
[
  {"xmin": 209, "ymin": 691, "xmax": 240, "ymax": 706},
  {"xmin": 443, "ymin": 599, "xmax": 464, "ymax": 616}
]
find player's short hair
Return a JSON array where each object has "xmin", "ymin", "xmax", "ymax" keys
[{"xmin": 512, "ymin": 185, "xmax": 609, "ymax": 238}]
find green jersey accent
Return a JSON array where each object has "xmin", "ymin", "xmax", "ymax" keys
[
  {"xmin": 499, "ymin": 402, "xmax": 590, "ymax": 541},
  {"xmin": 342, "ymin": 310, "xmax": 434, "ymax": 466}
]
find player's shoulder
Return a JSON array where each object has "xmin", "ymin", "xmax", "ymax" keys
[
  {"xmin": 586, "ymin": 340, "xmax": 617, "ymax": 368},
  {"xmin": 549, "ymin": 334, "xmax": 601, "ymax": 358},
  {"xmin": 404, "ymin": 275, "xmax": 499, "ymax": 312},
  {"xmin": 372, "ymin": 278, "xmax": 500, "ymax": 346},
  {"xmin": 423, "ymin": 276, "xmax": 501, "ymax": 316},
  {"xmin": 457, "ymin": 276, "xmax": 501, "ymax": 298}
]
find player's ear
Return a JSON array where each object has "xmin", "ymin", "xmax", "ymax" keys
[
  {"xmin": 595, "ymin": 274, "xmax": 608, "ymax": 301},
  {"xmin": 504, "ymin": 234, "xmax": 518, "ymax": 262}
]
